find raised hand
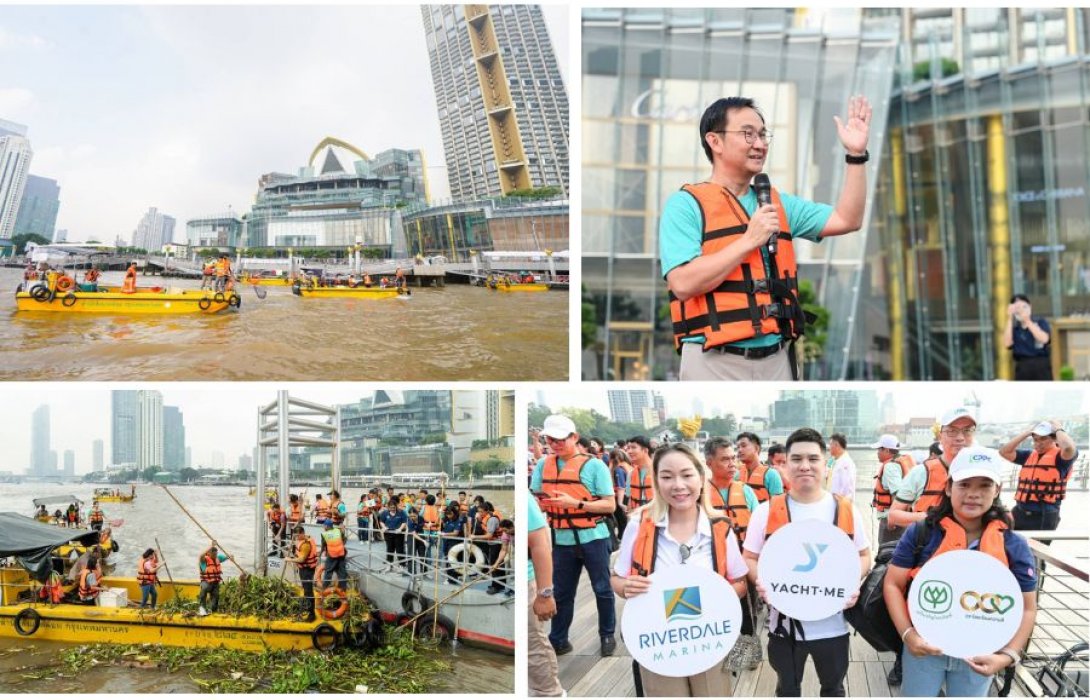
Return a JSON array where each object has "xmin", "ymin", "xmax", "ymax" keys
[{"xmin": 833, "ymin": 95, "xmax": 872, "ymax": 156}]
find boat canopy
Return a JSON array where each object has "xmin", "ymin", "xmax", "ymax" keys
[
  {"xmin": 0, "ymin": 513, "xmax": 99, "ymax": 582},
  {"xmin": 31, "ymin": 495, "xmax": 83, "ymax": 507}
]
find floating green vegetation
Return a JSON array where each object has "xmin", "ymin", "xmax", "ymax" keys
[{"xmin": 58, "ymin": 628, "xmax": 449, "ymax": 693}]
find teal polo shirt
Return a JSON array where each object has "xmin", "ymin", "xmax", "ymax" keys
[
  {"xmin": 532, "ymin": 455, "xmax": 613, "ymax": 546},
  {"xmin": 660, "ymin": 187, "xmax": 833, "ymax": 348},
  {"xmin": 527, "ymin": 495, "xmax": 547, "ymax": 581}
]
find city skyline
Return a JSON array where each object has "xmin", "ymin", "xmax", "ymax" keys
[
  {"xmin": 2, "ymin": 386, "xmax": 499, "ymax": 475},
  {"xmin": 538, "ymin": 385, "xmax": 1090, "ymax": 428},
  {"xmin": 0, "ymin": 5, "xmax": 568, "ymax": 242}
]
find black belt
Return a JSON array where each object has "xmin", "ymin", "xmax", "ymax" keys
[{"xmin": 710, "ymin": 340, "xmax": 786, "ymax": 359}]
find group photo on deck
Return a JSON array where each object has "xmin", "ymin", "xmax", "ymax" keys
[{"xmin": 525, "ymin": 384, "xmax": 1088, "ymax": 697}]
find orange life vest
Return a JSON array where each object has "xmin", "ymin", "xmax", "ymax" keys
[
  {"xmin": 540, "ymin": 453, "xmax": 603, "ymax": 530},
  {"xmin": 422, "ymin": 504, "xmax": 441, "ymax": 531},
  {"xmin": 329, "ymin": 499, "xmax": 344, "ymax": 525},
  {"xmin": 908, "ymin": 517, "xmax": 1009, "ymax": 580},
  {"xmin": 872, "ymin": 454, "xmax": 915, "ymax": 512},
  {"xmin": 669, "ymin": 183, "xmax": 804, "ymax": 351},
  {"xmin": 745, "ymin": 463, "xmax": 771, "ymax": 503},
  {"xmin": 137, "ymin": 555, "xmax": 159, "ymax": 585},
  {"xmin": 200, "ymin": 553, "xmax": 223, "ymax": 583},
  {"xmin": 89, "ymin": 509, "xmax": 104, "ymax": 524},
  {"xmin": 297, "ymin": 537, "xmax": 319, "ymax": 569},
  {"xmin": 214, "ymin": 259, "xmax": 229, "ymax": 276},
  {"xmin": 1015, "ymin": 447, "xmax": 1070, "ymax": 506},
  {"xmin": 913, "ymin": 457, "xmax": 950, "ymax": 513},
  {"xmin": 708, "ymin": 480, "xmax": 751, "ymax": 541},
  {"xmin": 85, "ymin": 268, "xmax": 100, "ymax": 282},
  {"xmin": 314, "ymin": 498, "xmax": 331, "ymax": 521},
  {"xmin": 321, "ymin": 528, "xmax": 346, "ymax": 558},
  {"xmin": 40, "ymin": 572, "xmax": 64, "ymax": 604},
  {"xmin": 629, "ymin": 466, "xmax": 654, "ymax": 507},
  {"xmin": 289, "ymin": 502, "xmax": 303, "ymax": 524},
  {"xmin": 122, "ymin": 266, "xmax": 137, "ymax": 294},
  {"xmin": 766, "ymin": 493, "xmax": 855, "ymax": 540},
  {"xmin": 79, "ymin": 568, "xmax": 96, "ymax": 600},
  {"xmin": 629, "ymin": 512, "xmax": 733, "ymax": 579}
]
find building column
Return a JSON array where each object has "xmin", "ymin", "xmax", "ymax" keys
[{"xmin": 987, "ymin": 114, "xmax": 1013, "ymax": 380}]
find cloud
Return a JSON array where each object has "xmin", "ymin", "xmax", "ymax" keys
[
  {"xmin": 0, "ymin": 26, "xmax": 53, "ymax": 51},
  {"xmin": 0, "ymin": 88, "xmax": 37, "ymax": 119}
]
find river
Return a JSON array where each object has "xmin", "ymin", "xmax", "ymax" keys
[
  {"xmin": 0, "ymin": 267, "xmax": 567, "ymax": 381},
  {"xmin": 0, "ymin": 483, "xmax": 514, "ymax": 693}
]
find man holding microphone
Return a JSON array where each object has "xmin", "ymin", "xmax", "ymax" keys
[{"xmin": 661, "ymin": 95, "xmax": 872, "ymax": 380}]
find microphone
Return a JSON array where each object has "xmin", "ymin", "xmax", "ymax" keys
[{"xmin": 753, "ymin": 173, "xmax": 777, "ymax": 255}]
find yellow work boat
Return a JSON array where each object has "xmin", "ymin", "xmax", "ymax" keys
[
  {"xmin": 16, "ymin": 286, "xmax": 238, "ymax": 314},
  {"xmin": 292, "ymin": 284, "xmax": 405, "ymax": 299},
  {"xmin": 491, "ymin": 282, "xmax": 548, "ymax": 292},
  {"xmin": 241, "ymin": 276, "xmax": 292, "ymax": 286},
  {"xmin": 0, "ymin": 569, "xmax": 346, "ymax": 652},
  {"xmin": 94, "ymin": 488, "xmax": 135, "ymax": 503}
]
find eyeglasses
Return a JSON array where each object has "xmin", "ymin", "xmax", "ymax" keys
[
  {"xmin": 544, "ymin": 434, "xmax": 571, "ymax": 444},
  {"xmin": 713, "ymin": 128, "xmax": 773, "ymax": 145},
  {"xmin": 679, "ymin": 544, "xmax": 692, "ymax": 564},
  {"xmin": 942, "ymin": 427, "xmax": 977, "ymax": 437}
]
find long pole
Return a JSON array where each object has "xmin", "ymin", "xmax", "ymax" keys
[
  {"xmin": 154, "ymin": 536, "xmax": 181, "ymax": 602},
  {"xmin": 159, "ymin": 485, "xmax": 248, "ymax": 576}
]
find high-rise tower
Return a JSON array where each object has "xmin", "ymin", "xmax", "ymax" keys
[
  {"xmin": 0, "ymin": 119, "xmax": 33, "ymax": 241},
  {"xmin": 422, "ymin": 5, "xmax": 569, "ymax": 200}
]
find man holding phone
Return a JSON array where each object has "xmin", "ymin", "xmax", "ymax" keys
[
  {"xmin": 531, "ymin": 414, "xmax": 618, "ymax": 658},
  {"xmin": 1003, "ymin": 293, "xmax": 1053, "ymax": 380}
]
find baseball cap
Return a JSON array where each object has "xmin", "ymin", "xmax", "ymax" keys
[
  {"xmin": 948, "ymin": 445, "xmax": 1004, "ymax": 484},
  {"xmin": 542, "ymin": 414, "xmax": 577, "ymax": 440},
  {"xmin": 1031, "ymin": 422, "xmax": 1056, "ymax": 437},
  {"xmin": 939, "ymin": 407, "xmax": 977, "ymax": 428},
  {"xmin": 321, "ymin": 518, "xmax": 333, "ymax": 526},
  {"xmin": 870, "ymin": 434, "xmax": 902, "ymax": 450}
]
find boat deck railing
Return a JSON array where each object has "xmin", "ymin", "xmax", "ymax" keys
[{"xmin": 1008, "ymin": 532, "xmax": 1089, "ymax": 697}]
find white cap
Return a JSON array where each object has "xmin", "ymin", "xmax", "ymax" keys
[
  {"xmin": 948, "ymin": 445, "xmax": 1004, "ymax": 484},
  {"xmin": 1031, "ymin": 422, "xmax": 1056, "ymax": 437},
  {"xmin": 542, "ymin": 414, "xmax": 577, "ymax": 440},
  {"xmin": 870, "ymin": 434, "xmax": 902, "ymax": 450},
  {"xmin": 939, "ymin": 406, "xmax": 977, "ymax": 428}
]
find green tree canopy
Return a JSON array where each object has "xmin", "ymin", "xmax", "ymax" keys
[{"xmin": 12, "ymin": 233, "xmax": 49, "ymax": 254}]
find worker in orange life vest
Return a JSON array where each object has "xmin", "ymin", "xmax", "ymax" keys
[{"xmin": 999, "ymin": 419, "xmax": 1078, "ymax": 537}]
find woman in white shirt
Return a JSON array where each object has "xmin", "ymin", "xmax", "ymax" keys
[{"xmin": 611, "ymin": 443, "xmax": 748, "ymax": 696}]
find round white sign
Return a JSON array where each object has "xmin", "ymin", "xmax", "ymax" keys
[
  {"xmin": 908, "ymin": 549, "xmax": 1024, "ymax": 658},
  {"xmin": 757, "ymin": 520, "xmax": 860, "ymax": 621},
  {"xmin": 621, "ymin": 564, "xmax": 742, "ymax": 677}
]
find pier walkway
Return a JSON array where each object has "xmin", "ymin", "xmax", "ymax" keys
[{"xmin": 555, "ymin": 530, "xmax": 1088, "ymax": 697}]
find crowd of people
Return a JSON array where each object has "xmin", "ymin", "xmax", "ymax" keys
[{"xmin": 528, "ymin": 409, "xmax": 1077, "ymax": 697}]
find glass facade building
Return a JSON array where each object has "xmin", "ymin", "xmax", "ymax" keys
[
  {"xmin": 186, "ymin": 213, "xmax": 243, "ymax": 250},
  {"xmin": 401, "ymin": 196, "xmax": 569, "ymax": 261},
  {"xmin": 582, "ymin": 7, "xmax": 1090, "ymax": 381},
  {"xmin": 13, "ymin": 174, "xmax": 60, "ymax": 241}
]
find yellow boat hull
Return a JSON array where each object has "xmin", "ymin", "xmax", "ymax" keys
[
  {"xmin": 294, "ymin": 287, "xmax": 403, "ymax": 299},
  {"xmin": 94, "ymin": 496, "xmax": 135, "ymax": 503},
  {"xmin": 0, "ymin": 574, "xmax": 344, "ymax": 652},
  {"xmin": 16, "ymin": 290, "xmax": 235, "ymax": 314},
  {"xmin": 242, "ymin": 277, "xmax": 292, "ymax": 286},
  {"xmin": 492, "ymin": 283, "xmax": 548, "ymax": 292}
]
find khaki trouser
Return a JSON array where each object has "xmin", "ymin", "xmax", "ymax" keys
[
  {"xmin": 639, "ymin": 663, "xmax": 732, "ymax": 697},
  {"xmin": 528, "ymin": 581, "xmax": 563, "ymax": 697},
  {"xmin": 679, "ymin": 343, "xmax": 793, "ymax": 381}
]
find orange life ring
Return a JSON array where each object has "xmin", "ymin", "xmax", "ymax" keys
[
  {"xmin": 318, "ymin": 586, "xmax": 348, "ymax": 620},
  {"xmin": 56, "ymin": 275, "xmax": 75, "ymax": 292}
]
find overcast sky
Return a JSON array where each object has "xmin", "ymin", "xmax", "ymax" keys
[
  {"xmin": 2, "ymin": 385, "xmax": 384, "ymax": 473},
  {"xmin": 1, "ymin": 4, "xmax": 569, "ymax": 242},
  {"xmin": 536, "ymin": 385, "xmax": 1089, "ymax": 427}
]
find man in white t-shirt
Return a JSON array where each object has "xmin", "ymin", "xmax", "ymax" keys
[
  {"xmin": 743, "ymin": 427, "xmax": 871, "ymax": 697},
  {"xmin": 827, "ymin": 432, "xmax": 856, "ymax": 501}
]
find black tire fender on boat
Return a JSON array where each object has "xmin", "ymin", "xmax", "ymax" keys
[
  {"xmin": 62, "ymin": 292, "xmax": 78, "ymax": 307},
  {"xmin": 14, "ymin": 608, "xmax": 41, "ymax": 636},
  {"xmin": 228, "ymin": 294, "xmax": 241, "ymax": 308},
  {"xmin": 419, "ymin": 614, "xmax": 456, "ymax": 643},
  {"xmin": 213, "ymin": 292, "xmax": 226, "ymax": 303},
  {"xmin": 311, "ymin": 622, "xmax": 338, "ymax": 652},
  {"xmin": 198, "ymin": 297, "xmax": 212, "ymax": 310},
  {"xmin": 402, "ymin": 591, "xmax": 432, "ymax": 616},
  {"xmin": 30, "ymin": 285, "xmax": 51, "ymax": 302}
]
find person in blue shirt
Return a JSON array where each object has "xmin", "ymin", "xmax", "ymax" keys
[
  {"xmin": 531, "ymin": 414, "xmax": 617, "ymax": 658},
  {"xmin": 379, "ymin": 498, "xmax": 408, "ymax": 571},
  {"xmin": 1003, "ymin": 294, "xmax": 1053, "ymax": 380},
  {"xmin": 884, "ymin": 446, "xmax": 1037, "ymax": 697},
  {"xmin": 661, "ymin": 95, "xmax": 871, "ymax": 381},
  {"xmin": 999, "ymin": 419, "xmax": 1078, "ymax": 538},
  {"xmin": 406, "ymin": 507, "xmax": 427, "ymax": 574}
]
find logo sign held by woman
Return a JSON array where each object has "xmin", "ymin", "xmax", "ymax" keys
[
  {"xmin": 908, "ymin": 549, "xmax": 1024, "ymax": 658},
  {"xmin": 621, "ymin": 565, "xmax": 742, "ymax": 677},
  {"xmin": 757, "ymin": 520, "xmax": 860, "ymax": 620}
]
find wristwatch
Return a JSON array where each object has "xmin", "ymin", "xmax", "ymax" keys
[
  {"xmin": 538, "ymin": 586, "xmax": 554, "ymax": 598},
  {"xmin": 998, "ymin": 647, "xmax": 1021, "ymax": 666},
  {"xmin": 845, "ymin": 150, "xmax": 870, "ymax": 164}
]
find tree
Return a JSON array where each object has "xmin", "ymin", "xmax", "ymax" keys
[
  {"xmin": 798, "ymin": 279, "xmax": 829, "ymax": 364},
  {"xmin": 422, "ymin": 432, "xmax": 448, "ymax": 445},
  {"xmin": 504, "ymin": 186, "xmax": 562, "ymax": 199},
  {"xmin": 528, "ymin": 403, "xmax": 552, "ymax": 429},
  {"xmin": 179, "ymin": 467, "xmax": 199, "ymax": 483},
  {"xmin": 912, "ymin": 58, "xmax": 960, "ymax": 82},
  {"xmin": 12, "ymin": 233, "xmax": 49, "ymax": 254}
]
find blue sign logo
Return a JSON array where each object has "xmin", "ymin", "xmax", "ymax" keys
[
  {"xmin": 792, "ymin": 543, "xmax": 829, "ymax": 572},
  {"xmin": 663, "ymin": 586, "xmax": 702, "ymax": 622}
]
